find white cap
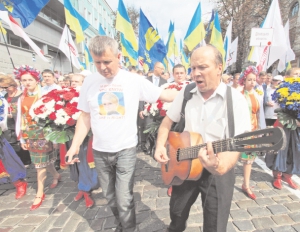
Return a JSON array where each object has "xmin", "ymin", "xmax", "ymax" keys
[
  {"xmin": 80, "ymin": 70, "xmax": 92, "ymax": 77},
  {"xmin": 273, "ymin": 75, "xmax": 283, "ymax": 81}
]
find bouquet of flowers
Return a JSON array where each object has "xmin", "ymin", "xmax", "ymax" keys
[
  {"xmin": 28, "ymin": 87, "xmax": 81, "ymax": 143},
  {"xmin": 143, "ymin": 81, "xmax": 190, "ymax": 134},
  {"xmin": 272, "ymin": 77, "xmax": 300, "ymax": 130}
]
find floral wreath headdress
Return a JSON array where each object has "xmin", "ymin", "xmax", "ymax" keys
[
  {"xmin": 238, "ymin": 66, "xmax": 258, "ymax": 86},
  {"xmin": 14, "ymin": 65, "xmax": 41, "ymax": 82}
]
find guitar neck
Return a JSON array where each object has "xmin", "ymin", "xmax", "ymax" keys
[{"xmin": 178, "ymin": 138, "xmax": 233, "ymax": 161}]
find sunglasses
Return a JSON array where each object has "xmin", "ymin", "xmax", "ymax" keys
[{"xmin": 0, "ymin": 85, "xmax": 12, "ymax": 89}]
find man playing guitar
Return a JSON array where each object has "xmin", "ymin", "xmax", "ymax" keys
[{"xmin": 154, "ymin": 45, "xmax": 252, "ymax": 232}]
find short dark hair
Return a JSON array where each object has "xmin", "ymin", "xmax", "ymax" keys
[
  {"xmin": 128, "ymin": 66, "xmax": 136, "ymax": 71},
  {"xmin": 234, "ymin": 73, "xmax": 240, "ymax": 79},
  {"xmin": 42, "ymin": 69, "xmax": 54, "ymax": 76},
  {"xmin": 172, "ymin": 64, "xmax": 186, "ymax": 74},
  {"xmin": 259, "ymin": 71, "xmax": 267, "ymax": 77}
]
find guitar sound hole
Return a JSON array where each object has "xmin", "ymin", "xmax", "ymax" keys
[{"xmin": 176, "ymin": 149, "xmax": 180, "ymax": 162}]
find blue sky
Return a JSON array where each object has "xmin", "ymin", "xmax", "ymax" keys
[{"xmin": 108, "ymin": 0, "xmax": 215, "ymax": 44}]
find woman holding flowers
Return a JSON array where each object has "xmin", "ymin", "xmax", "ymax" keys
[
  {"xmin": 239, "ymin": 66, "xmax": 261, "ymax": 200},
  {"xmin": 15, "ymin": 65, "xmax": 60, "ymax": 210},
  {"xmin": 265, "ymin": 67, "xmax": 300, "ymax": 190}
]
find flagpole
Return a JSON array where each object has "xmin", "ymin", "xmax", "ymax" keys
[
  {"xmin": 52, "ymin": 49, "xmax": 60, "ymax": 71},
  {"xmin": 0, "ymin": 26, "xmax": 15, "ymax": 69},
  {"xmin": 66, "ymin": 25, "xmax": 74, "ymax": 73}
]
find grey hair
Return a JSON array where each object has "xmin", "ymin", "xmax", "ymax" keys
[{"xmin": 88, "ymin": 36, "xmax": 119, "ymax": 56}]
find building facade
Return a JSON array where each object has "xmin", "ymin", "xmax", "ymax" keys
[
  {"xmin": 0, "ymin": 0, "xmax": 115, "ymax": 75},
  {"xmin": 286, "ymin": 0, "xmax": 300, "ymax": 68}
]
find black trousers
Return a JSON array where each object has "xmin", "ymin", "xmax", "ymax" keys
[{"xmin": 168, "ymin": 168, "xmax": 235, "ymax": 232}]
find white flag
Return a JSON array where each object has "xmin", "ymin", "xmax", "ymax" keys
[
  {"xmin": 226, "ymin": 37, "xmax": 238, "ymax": 68},
  {"xmin": 248, "ymin": 0, "xmax": 287, "ymax": 70},
  {"xmin": 58, "ymin": 25, "xmax": 82, "ymax": 70},
  {"xmin": 0, "ymin": 11, "xmax": 49, "ymax": 62},
  {"xmin": 224, "ymin": 19, "xmax": 232, "ymax": 70},
  {"xmin": 277, "ymin": 20, "xmax": 295, "ymax": 72}
]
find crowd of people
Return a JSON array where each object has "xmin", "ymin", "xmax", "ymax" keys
[{"xmin": 0, "ymin": 35, "xmax": 299, "ymax": 232}]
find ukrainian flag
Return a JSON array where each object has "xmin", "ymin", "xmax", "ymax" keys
[
  {"xmin": 210, "ymin": 11, "xmax": 225, "ymax": 64},
  {"xmin": 64, "ymin": 0, "xmax": 89, "ymax": 43},
  {"xmin": 0, "ymin": 21, "xmax": 6, "ymax": 35},
  {"xmin": 180, "ymin": 40, "xmax": 189, "ymax": 71},
  {"xmin": 0, "ymin": 0, "xmax": 49, "ymax": 28},
  {"xmin": 84, "ymin": 44, "xmax": 93, "ymax": 67},
  {"xmin": 120, "ymin": 33, "xmax": 137, "ymax": 66},
  {"xmin": 205, "ymin": 10, "xmax": 215, "ymax": 38},
  {"xmin": 99, "ymin": 24, "xmax": 106, "ymax": 35},
  {"xmin": 166, "ymin": 21, "xmax": 179, "ymax": 61},
  {"xmin": 184, "ymin": 3, "xmax": 206, "ymax": 52},
  {"xmin": 286, "ymin": 62, "xmax": 292, "ymax": 71},
  {"xmin": 138, "ymin": 9, "xmax": 167, "ymax": 71},
  {"xmin": 116, "ymin": 0, "xmax": 138, "ymax": 52}
]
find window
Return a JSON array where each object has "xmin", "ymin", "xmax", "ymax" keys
[{"xmin": 291, "ymin": 2, "xmax": 299, "ymax": 17}]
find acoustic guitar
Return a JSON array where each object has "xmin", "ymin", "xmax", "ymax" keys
[{"xmin": 161, "ymin": 127, "xmax": 286, "ymax": 186}]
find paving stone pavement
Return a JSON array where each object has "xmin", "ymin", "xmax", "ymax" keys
[{"xmin": 0, "ymin": 152, "xmax": 300, "ymax": 232}]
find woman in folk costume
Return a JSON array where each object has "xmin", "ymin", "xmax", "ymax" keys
[
  {"xmin": 0, "ymin": 74, "xmax": 31, "ymax": 166},
  {"xmin": 15, "ymin": 65, "xmax": 60, "ymax": 210},
  {"xmin": 239, "ymin": 66, "xmax": 261, "ymax": 200},
  {"xmin": 0, "ymin": 95, "xmax": 27, "ymax": 199}
]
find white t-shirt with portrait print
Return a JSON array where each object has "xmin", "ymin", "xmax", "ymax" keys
[{"xmin": 78, "ymin": 69, "xmax": 162, "ymax": 152}]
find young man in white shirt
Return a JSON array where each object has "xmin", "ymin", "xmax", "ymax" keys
[
  {"xmin": 65, "ymin": 36, "xmax": 177, "ymax": 232},
  {"xmin": 41, "ymin": 69, "xmax": 61, "ymax": 95}
]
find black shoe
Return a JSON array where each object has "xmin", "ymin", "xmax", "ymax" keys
[
  {"xmin": 141, "ymin": 144, "xmax": 148, "ymax": 152},
  {"xmin": 55, "ymin": 160, "xmax": 60, "ymax": 171}
]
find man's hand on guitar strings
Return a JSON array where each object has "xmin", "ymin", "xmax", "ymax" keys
[
  {"xmin": 198, "ymin": 142, "xmax": 220, "ymax": 172},
  {"xmin": 154, "ymin": 145, "xmax": 169, "ymax": 164}
]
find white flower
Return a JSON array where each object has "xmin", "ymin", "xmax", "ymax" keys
[
  {"xmin": 70, "ymin": 97, "xmax": 79, "ymax": 104},
  {"xmin": 72, "ymin": 111, "xmax": 81, "ymax": 120}
]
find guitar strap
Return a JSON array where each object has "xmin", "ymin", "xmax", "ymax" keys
[{"xmin": 172, "ymin": 83, "xmax": 235, "ymax": 138}]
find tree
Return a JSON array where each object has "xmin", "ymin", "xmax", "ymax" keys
[{"xmin": 216, "ymin": 0, "xmax": 289, "ymax": 72}]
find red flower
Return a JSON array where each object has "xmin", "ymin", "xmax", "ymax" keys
[
  {"xmin": 157, "ymin": 100, "xmax": 163, "ymax": 109},
  {"xmin": 33, "ymin": 105, "xmax": 45, "ymax": 115},
  {"xmin": 160, "ymin": 109, "xmax": 166, "ymax": 116},
  {"xmin": 63, "ymin": 92, "xmax": 75, "ymax": 101},
  {"xmin": 146, "ymin": 104, "xmax": 151, "ymax": 112},
  {"xmin": 54, "ymin": 104, "xmax": 63, "ymax": 111},
  {"xmin": 42, "ymin": 96, "xmax": 52, "ymax": 103},
  {"xmin": 49, "ymin": 112, "xmax": 57, "ymax": 120},
  {"xmin": 66, "ymin": 118, "xmax": 76, "ymax": 126}
]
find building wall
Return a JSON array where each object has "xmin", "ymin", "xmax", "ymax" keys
[{"xmin": 0, "ymin": 0, "xmax": 115, "ymax": 75}]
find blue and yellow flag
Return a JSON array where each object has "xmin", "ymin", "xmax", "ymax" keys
[
  {"xmin": 99, "ymin": 24, "xmax": 106, "ymax": 35},
  {"xmin": 166, "ymin": 21, "xmax": 179, "ymax": 61},
  {"xmin": 205, "ymin": 9, "xmax": 215, "ymax": 38},
  {"xmin": 64, "ymin": 0, "xmax": 89, "ymax": 43},
  {"xmin": 180, "ymin": 40, "xmax": 189, "ymax": 71},
  {"xmin": 184, "ymin": 3, "xmax": 206, "ymax": 52},
  {"xmin": 116, "ymin": 0, "xmax": 137, "ymax": 52},
  {"xmin": 138, "ymin": 9, "xmax": 167, "ymax": 72},
  {"xmin": 120, "ymin": 33, "xmax": 138, "ymax": 66},
  {"xmin": 210, "ymin": 11, "xmax": 225, "ymax": 64},
  {"xmin": 0, "ymin": 21, "xmax": 6, "ymax": 35},
  {"xmin": 0, "ymin": 0, "xmax": 49, "ymax": 28},
  {"xmin": 84, "ymin": 44, "xmax": 93, "ymax": 67}
]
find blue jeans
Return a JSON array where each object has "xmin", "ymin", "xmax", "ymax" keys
[{"xmin": 93, "ymin": 147, "xmax": 137, "ymax": 232}]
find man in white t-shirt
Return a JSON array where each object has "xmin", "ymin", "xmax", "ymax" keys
[{"xmin": 65, "ymin": 36, "xmax": 176, "ymax": 232}]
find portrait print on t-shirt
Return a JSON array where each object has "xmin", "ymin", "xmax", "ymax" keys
[{"xmin": 98, "ymin": 91, "xmax": 125, "ymax": 117}]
